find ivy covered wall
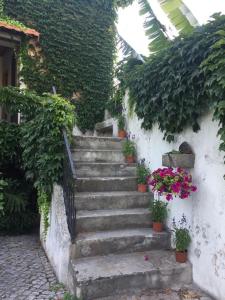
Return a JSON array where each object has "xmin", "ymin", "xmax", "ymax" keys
[{"xmin": 5, "ymin": 0, "xmax": 116, "ymax": 131}]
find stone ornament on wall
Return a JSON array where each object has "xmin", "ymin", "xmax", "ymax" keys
[{"xmin": 162, "ymin": 142, "xmax": 195, "ymax": 169}]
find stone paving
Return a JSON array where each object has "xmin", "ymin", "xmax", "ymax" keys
[
  {"xmin": 0, "ymin": 234, "xmax": 214, "ymax": 300},
  {"xmin": 0, "ymin": 235, "xmax": 66, "ymax": 300}
]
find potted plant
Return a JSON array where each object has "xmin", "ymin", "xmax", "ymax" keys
[
  {"xmin": 173, "ymin": 215, "xmax": 191, "ymax": 263},
  {"xmin": 122, "ymin": 139, "xmax": 136, "ymax": 163},
  {"xmin": 137, "ymin": 162, "xmax": 150, "ymax": 192},
  {"xmin": 117, "ymin": 115, "xmax": 126, "ymax": 138},
  {"xmin": 150, "ymin": 200, "xmax": 168, "ymax": 232},
  {"xmin": 149, "ymin": 167, "xmax": 197, "ymax": 201}
]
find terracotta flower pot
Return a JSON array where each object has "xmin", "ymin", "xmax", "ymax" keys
[
  {"xmin": 175, "ymin": 250, "xmax": 188, "ymax": 263},
  {"xmin": 118, "ymin": 130, "xmax": 126, "ymax": 139},
  {"xmin": 138, "ymin": 184, "xmax": 147, "ymax": 193},
  {"xmin": 125, "ymin": 155, "xmax": 135, "ymax": 163},
  {"xmin": 153, "ymin": 222, "xmax": 163, "ymax": 232}
]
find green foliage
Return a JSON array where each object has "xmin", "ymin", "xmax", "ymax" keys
[
  {"xmin": 0, "ymin": 179, "xmax": 7, "ymax": 213},
  {"xmin": 138, "ymin": 0, "xmax": 170, "ymax": 53},
  {"xmin": 174, "ymin": 227, "xmax": 191, "ymax": 251},
  {"xmin": 122, "ymin": 139, "xmax": 136, "ymax": 156},
  {"xmin": 63, "ymin": 293, "xmax": 81, "ymax": 300},
  {"xmin": 0, "ymin": 178, "xmax": 38, "ymax": 234},
  {"xmin": 117, "ymin": 114, "xmax": 125, "ymax": 130},
  {"xmin": 116, "ymin": 0, "xmax": 135, "ymax": 8},
  {"xmin": 124, "ymin": 13, "xmax": 225, "ymax": 165},
  {"xmin": 137, "ymin": 163, "xmax": 150, "ymax": 184},
  {"xmin": 159, "ymin": 0, "xmax": 197, "ymax": 35},
  {"xmin": 0, "ymin": 121, "xmax": 21, "ymax": 167},
  {"xmin": 150, "ymin": 200, "xmax": 168, "ymax": 222},
  {"xmin": 0, "ymin": 15, "xmax": 28, "ymax": 30},
  {"xmin": 0, "ymin": 87, "xmax": 74, "ymax": 231},
  {"xmin": 5, "ymin": 0, "xmax": 116, "ymax": 131}
]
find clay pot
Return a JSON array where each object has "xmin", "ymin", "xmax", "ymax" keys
[
  {"xmin": 175, "ymin": 250, "xmax": 188, "ymax": 263},
  {"xmin": 118, "ymin": 130, "xmax": 126, "ymax": 139},
  {"xmin": 153, "ymin": 222, "xmax": 163, "ymax": 232},
  {"xmin": 125, "ymin": 155, "xmax": 135, "ymax": 163},
  {"xmin": 138, "ymin": 184, "xmax": 147, "ymax": 193}
]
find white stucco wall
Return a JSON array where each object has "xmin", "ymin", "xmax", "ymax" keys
[
  {"xmin": 40, "ymin": 184, "xmax": 74, "ymax": 291},
  {"xmin": 123, "ymin": 95, "xmax": 225, "ymax": 300}
]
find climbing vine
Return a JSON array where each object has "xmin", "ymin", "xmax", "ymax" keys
[
  {"xmin": 121, "ymin": 14, "xmax": 225, "ymax": 168},
  {"xmin": 0, "ymin": 87, "xmax": 75, "ymax": 229},
  {"xmin": 5, "ymin": 0, "xmax": 117, "ymax": 131}
]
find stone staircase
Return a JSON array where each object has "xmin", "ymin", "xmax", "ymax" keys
[{"xmin": 70, "ymin": 136, "xmax": 192, "ymax": 299}]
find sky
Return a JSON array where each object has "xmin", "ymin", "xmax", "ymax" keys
[{"xmin": 117, "ymin": 0, "xmax": 225, "ymax": 56}]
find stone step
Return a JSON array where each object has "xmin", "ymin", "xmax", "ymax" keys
[
  {"xmin": 73, "ymin": 149, "xmax": 125, "ymax": 163},
  {"xmin": 72, "ymin": 250, "xmax": 192, "ymax": 299},
  {"xmin": 76, "ymin": 208, "xmax": 151, "ymax": 232},
  {"xmin": 75, "ymin": 191, "xmax": 151, "ymax": 211},
  {"xmin": 73, "ymin": 136, "xmax": 123, "ymax": 150},
  {"xmin": 75, "ymin": 162, "xmax": 137, "ymax": 178},
  {"xmin": 75, "ymin": 177, "xmax": 137, "ymax": 193},
  {"xmin": 73, "ymin": 228, "xmax": 170, "ymax": 258}
]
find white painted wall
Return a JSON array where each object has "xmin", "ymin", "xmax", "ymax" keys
[
  {"xmin": 40, "ymin": 184, "xmax": 74, "ymax": 291},
  {"xmin": 123, "ymin": 94, "xmax": 225, "ymax": 300}
]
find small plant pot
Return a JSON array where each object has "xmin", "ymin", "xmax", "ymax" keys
[
  {"xmin": 138, "ymin": 184, "xmax": 147, "ymax": 193},
  {"xmin": 153, "ymin": 222, "xmax": 163, "ymax": 232},
  {"xmin": 118, "ymin": 130, "xmax": 127, "ymax": 139},
  {"xmin": 125, "ymin": 155, "xmax": 135, "ymax": 163},
  {"xmin": 175, "ymin": 250, "xmax": 188, "ymax": 263}
]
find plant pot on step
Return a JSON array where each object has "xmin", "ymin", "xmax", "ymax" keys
[
  {"xmin": 175, "ymin": 250, "xmax": 188, "ymax": 263},
  {"xmin": 118, "ymin": 130, "xmax": 126, "ymax": 139},
  {"xmin": 153, "ymin": 222, "xmax": 163, "ymax": 232},
  {"xmin": 125, "ymin": 155, "xmax": 135, "ymax": 163},
  {"xmin": 138, "ymin": 184, "xmax": 147, "ymax": 193}
]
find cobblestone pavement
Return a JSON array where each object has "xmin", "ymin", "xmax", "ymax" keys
[
  {"xmin": 0, "ymin": 235, "xmax": 66, "ymax": 300},
  {"xmin": 0, "ymin": 235, "xmax": 214, "ymax": 300}
]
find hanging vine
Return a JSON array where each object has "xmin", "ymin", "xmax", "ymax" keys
[{"xmin": 120, "ymin": 14, "xmax": 225, "ymax": 173}]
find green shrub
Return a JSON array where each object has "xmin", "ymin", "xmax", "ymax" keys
[
  {"xmin": 137, "ymin": 163, "xmax": 150, "ymax": 184},
  {"xmin": 122, "ymin": 140, "xmax": 136, "ymax": 156},
  {"xmin": 0, "ymin": 178, "xmax": 38, "ymax": 234},
  {"xmin": 117, "ymin": 115, "xmax": 125, "ymax": 130},
  {"xmin": 173, "ymin": 215, "xmax": 191, "ymax": 251},
  {"xmin": 150, "ymin": 200, "xmax": 168, "ymax": 223},
  {"xmin": 0, "ymin": 87, "xmax": 75, "ymax": 232}
]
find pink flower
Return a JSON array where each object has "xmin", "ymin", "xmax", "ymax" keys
[
  {"xmin": 171, "ymin": 182, "xmax": 181, "ymax": 193},
  {"xmin": 191, "ymin": 186, "xmax": 197, "ymax": 192},
  {"xmin": 166, "ymin": 194, "xmax": 173, "ymax": 201}
]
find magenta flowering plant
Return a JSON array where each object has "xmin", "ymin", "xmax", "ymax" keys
[{"xmin": 149, "ymin": 167, "xmax": 197, "ymax": 201}]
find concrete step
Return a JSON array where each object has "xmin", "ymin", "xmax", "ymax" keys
[
  {"xmin": 75, "ymin": 162, "xmax": 137, "ymax": 178},
  {"xmin": 75, "ymin": 191, "xmax": 151, "ymax": 211},
  {"xmin": 73, "ymin": 136, "xmax": 123, "ymax": 150},
  {"xmin": 76, "ymin": 208, "xmax": 151, "ymax": 232},
  {"xmin": 72, "ymin": 250, "xmax": 192, "ymax": 299},
  {"xmin": 73, "ymin": 228, "xmax": 170, "ymax": 258},
  {"xmin": 76, "ymin": 177, "xmax": 137, "ymax": 193},
  {"xmin": 73, "ymin": 149, "xmax": 125, "ymax": 163}
]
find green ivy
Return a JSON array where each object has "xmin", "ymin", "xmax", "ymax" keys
[
  {"xmin": 0, "ymin": 87, "xmax": 75, "ymax": 230},
  {"xmin": 122, "ymin": 14, "xmax": 225, "ymax": 170},
  {"xmin": 5, "ymin": 0, "xmax": 116, "ymax": 132}
]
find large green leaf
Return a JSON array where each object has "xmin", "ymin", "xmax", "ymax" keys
[
  {"xmin": 138, "ymin": 0, "xmax": 169, "ymax": 53},
  {"xmin": 159, "ymin": 0, "xmax": 198, "ymax": 35},
  {"xmin": 117, "ymin": 32, "xmax": 145, "ymax": 61}
]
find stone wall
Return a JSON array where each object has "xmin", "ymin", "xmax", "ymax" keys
[
  {"xmin": 123, "ymin": 94, "xmax": 225, "ymax": 300},
  {"xmin": 40, "ymin": 184, "xmax": 74, "ymax": 291}
]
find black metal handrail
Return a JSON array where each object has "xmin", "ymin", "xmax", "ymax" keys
[{"xmin": 62, "ymin": 129, "xmax": 77, "ymax": 242}]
